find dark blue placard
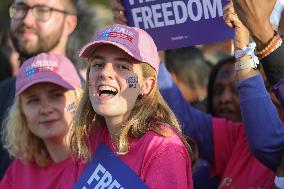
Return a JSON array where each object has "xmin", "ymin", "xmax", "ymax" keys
[
  {"xmin": 121, "ymin": 0, "xmax": 233, "ymax": 50},
  {"xmin": 73, "ymin": 144, "xmax": 149, "ymax": 189}
]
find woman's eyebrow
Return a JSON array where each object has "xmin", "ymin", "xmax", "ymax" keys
[
  {"xmin": 115, "ymin": 57, "xmax": 132, "ymax": 64},
  {"xmin": 90, "ymin": 56, "xmax": 105, "ymax": 61}
]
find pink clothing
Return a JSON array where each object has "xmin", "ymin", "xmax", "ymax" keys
[
  {"xmin": 0, "ymin": 157, "xmax": 77, "ymax": 189},
  {"xmin": 211, "ymin": 118, "xmax": 275, "ymax": 188},
  {"xmin": 77, "ymin": 123, "xmax": 193, "ymax": 189}
]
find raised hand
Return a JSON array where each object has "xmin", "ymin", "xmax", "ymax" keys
[
  {"xmin": 232, "ymin": 0, "xmax": 276, "ymax": 49},
  {"xmin": 223, "ymin": 0, "xmax": 249, "ymax": 50}
]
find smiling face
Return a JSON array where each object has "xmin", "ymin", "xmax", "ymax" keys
[
  {"xmin": 88, "ymin": 45, "xmax": 152, "ymax": 125},
  {"xmin": 20, "ymin": 83, "xmax": 77, "ymax": 142}
]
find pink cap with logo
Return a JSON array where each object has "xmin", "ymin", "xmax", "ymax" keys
[
  {"xmin": 79, "ymin": 24, "xmax": 160, "ymax": 73},
  {"xmin": 16, "ymin": 53, "xmax": 81, "ymax": 96}
]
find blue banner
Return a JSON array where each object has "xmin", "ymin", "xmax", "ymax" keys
[
  {"xmin": 121, "ymin": 0, "xmax": 234, "ymax": 50},
  {"xmin": 73, "ymin": 144, "xmax": 149, "ymax": 189}
]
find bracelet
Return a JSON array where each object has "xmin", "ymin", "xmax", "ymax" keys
[
  {"xmin": 235, "ymin": 59, "xmax": 259, "ymax": 71},
  {"xmin": 275, "ymin": 176, "xmax": 284, "ymax": 189},
  {"xmin": 259, "ymin": 38, "xmax": 282, "ymax": 59},
  {"xmin": 235, "ymin": 42, "xmax": 257, "ymax": 59},
  {"xmin": 256, "ymin": 31, "xmax": 283, "ymax": 59}
]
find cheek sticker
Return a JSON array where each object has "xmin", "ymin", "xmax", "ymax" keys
[
  {"xmin": 125, "ymin": 76, "xmax": 138, "ymax": 88},
  {"xmin": 65, "ymin": 102, "xmax": 77, "ymax": 113}
]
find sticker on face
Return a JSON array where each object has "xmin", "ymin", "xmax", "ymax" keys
[
  {"xmin": 125, "ymin": 76, "xmax": 138, "ymax": 88},
  {"xmin": 65, "ymin": 102, "xmax": 77, "ymax": 113}
]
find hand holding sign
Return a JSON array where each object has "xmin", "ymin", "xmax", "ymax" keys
[
  {"xmin": 232, "ymin": 0, "xmax": 276, "ymax": 49},
  {"xmin": 223, "ymin": 0, "xmax": 249, "ymax": 49}
]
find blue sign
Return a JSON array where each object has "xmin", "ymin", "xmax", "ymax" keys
[
  {"xmin": 121, "ymin": 0, "xmax": 233, "ymax": 50},
  {"xmin": 73, "ymin": 144, "xmax": 149, "ymax": 189}
]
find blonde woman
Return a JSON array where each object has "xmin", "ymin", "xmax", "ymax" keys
[
  {"xmin": 0, "ymin": 53, "xmax": 81, "ymax": 189},
  {"xmin": 70, "ymin": 24, "xmax": 197, "ymax": 189}
]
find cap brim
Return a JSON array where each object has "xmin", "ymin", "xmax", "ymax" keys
[
  {"xmin": 79, "ymin": 40, "xmax": 139, "ymax": 62},
  {"xmin": 16, "ymin": 75, "xmax": 76, "ymax": 96}
]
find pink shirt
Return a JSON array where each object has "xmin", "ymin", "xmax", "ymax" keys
[
  {"xmin": 0, "ymin": 156, "xmax": 77, "ymax": 189},
  {"xmin": 77, "ymin": 123, "xmax": 193, "ymax": 189},
  {"xmin": 211, "ymin": 118, "xmax": 275, "ymax": 188}
]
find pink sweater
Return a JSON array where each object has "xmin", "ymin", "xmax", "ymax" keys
[
  {"xmin": 0, "ymin": 156, "xmax": 77, "ymax": 189},
  {"xmin": 77, "ymin": 123, "xmax": 193, "ymax": 189}
]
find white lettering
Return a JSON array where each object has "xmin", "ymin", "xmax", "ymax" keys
[
  {"xmin": 130, "ymin": 0, "xmax": 224, "ymax": 28},
  {"xmin": 132, "ymin": 8, "xmax": 143, "ymax": 27},
  {"xmin": 152, "ymin": 4, "xmax": 164, "ymax": 28},
  {"xmin": 129, "ymin": 0, "xmax": 157, "ymax": 6},
  {"xmin": 26, "ymin": 60, "xmax": 58, "ymax": 72},
  {"xmin": 141, "ymin": 6, "xmax": 154, "ymax": 29},
  {"xmin": 202, "ymin": 0, "xmax": 223, "ymax": 19},
  {"xmin": 108, "ymin": 180, "xmax": 121, "ymax": 189},
  {"xmin": 88, "ymin": 163, "xmax": 106, "ymax": 185},
  {"xmin": 173, "ymin": 1, "xmax": 187, "ymax": 24},
  {"xmin": 82, "ymin": 163, "xmax": 126, "ymax": 189},
  {"xmin": 187, "ymin": 0, "xmax": 203, "ymax": 21},
  {"xmin": 162, "ymin": 2, "xmax": 175, "ymax": 26},
  {"xmin": 94, "ymin": 171, "xmax": 112, "ymax": 189}
]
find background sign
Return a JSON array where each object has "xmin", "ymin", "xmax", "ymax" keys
[{"xmin": 122, "ymin": 0, "xmax": 234, "ymax": 50}]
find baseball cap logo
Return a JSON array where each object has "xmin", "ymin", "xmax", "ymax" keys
[
  {"xmin": 99, "ymin": 31, "xmax": 134, "ymax": 42},
  {"xmin": 25, "ymin": 60, "xmax": 59, "ymax": 77},
  {"xmin": 99, "ymin": 26, "xmax": 135, "ymax": 42}
]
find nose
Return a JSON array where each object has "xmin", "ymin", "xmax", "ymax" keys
[
  {"xmin": 219, "ymin": 88, "xmax": 232, "ymax": 103},
  {"xmin": 21, "ymin": 8, "xmax": 36, "ymax": 26},
  {"xmin": 39, "ymin": 100, "xmax": 54, "ymax": 115},
  {"xmin": 99, "ymin": 63, "xmax": 115, "ymax": 80}
]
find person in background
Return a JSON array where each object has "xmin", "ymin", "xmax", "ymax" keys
[
  {"xmin": 69, "ymin": 24, "xmax": 196, "ymax": 189},
  {"xmin": 0, "ymin": 53, "xmax": 82, "ymax": 189},
  {"xmin": 165, "ymin": 47, "xmax": 211, "ymax": 112},
  {"xmin": 232, "ymin": 0, "xmax": 284, "ymax": 188},
  {"xmin": 207, "ymin": 57, "xmax": 241, "ymax": 122},
  {"xmin": 0, "ymin": 0, "xmax": 78, "ymax": 179},
  {"xmin": 165, "ymin": 46, "xmax": 218, "ymax": 189}
]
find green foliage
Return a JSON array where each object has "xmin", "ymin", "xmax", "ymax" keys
[{"xmin": 86, "ymin": 0, "xmax": 111, "ymax": 7}]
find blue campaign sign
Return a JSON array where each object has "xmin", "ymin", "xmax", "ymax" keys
[
  {"xmin": 73, "ymin": 144, "xmax": 149, "ymax": 189},
  {"xmin": 121, "ymin": 0, "xmax": 234, "ymax": 50}
]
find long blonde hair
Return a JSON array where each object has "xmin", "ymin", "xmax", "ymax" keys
[
  {"xmin": 2, "ymin": 88, "xmax": 82, "ymax": 166},
  {"xmin": 70, "ymin": 62, "xmax": 198, "ymax": 165}
]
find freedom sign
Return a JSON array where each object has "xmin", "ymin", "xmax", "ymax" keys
[
  {"xmin": 121, "ymin": 0, "xmax": 234, "ymax": 50},
  {"xmin": 73, "ymin": 144, "xmax": 148, "ymax": 189}
]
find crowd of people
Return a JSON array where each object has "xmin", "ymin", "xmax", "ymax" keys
[{"xmin": 0, "ymin": 0, "xmax": 284, "ymax": 188}]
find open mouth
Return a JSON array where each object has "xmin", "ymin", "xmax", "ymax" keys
[{"xmin": 97, "ymin": 85, "xmax": 118, "ymax": 97}]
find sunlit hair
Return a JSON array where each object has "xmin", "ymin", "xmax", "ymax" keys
[
  {"xmin": 69, "ymin": 62, "xmax": 198, "ymax": 165},
  {"xmin": 2, "ymin": 87, "xmax": 82, "ymax": 166}
]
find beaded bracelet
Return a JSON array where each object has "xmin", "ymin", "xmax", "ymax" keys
[
  {"xmin": 259, "ymin": 39, "xmax": 282, "ymax": 59},
  {"xmin": 256, "ymin": 31, "xmax": 283, "ymax": 59}
]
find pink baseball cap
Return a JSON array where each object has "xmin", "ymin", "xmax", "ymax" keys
[
  {"xmin": 79, "ymin": 24, "xmax": 160, "ymax": 73},
  {"xmin": 16, "ymin": 53, "xmax": 81, "ymax": 96}
]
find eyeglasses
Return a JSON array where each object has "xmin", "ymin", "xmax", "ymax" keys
[{"xmin": 9, "ymin": 3, "xmax": 76, "ymax": 22}]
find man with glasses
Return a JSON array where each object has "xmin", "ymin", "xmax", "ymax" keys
[
  {"xmin": 0, "ymin": 0, "xmax": 78, "ymax": 180},
  {"xmin": 9, "ymin": 0, "xmax": 77, "ymax": 60}
]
